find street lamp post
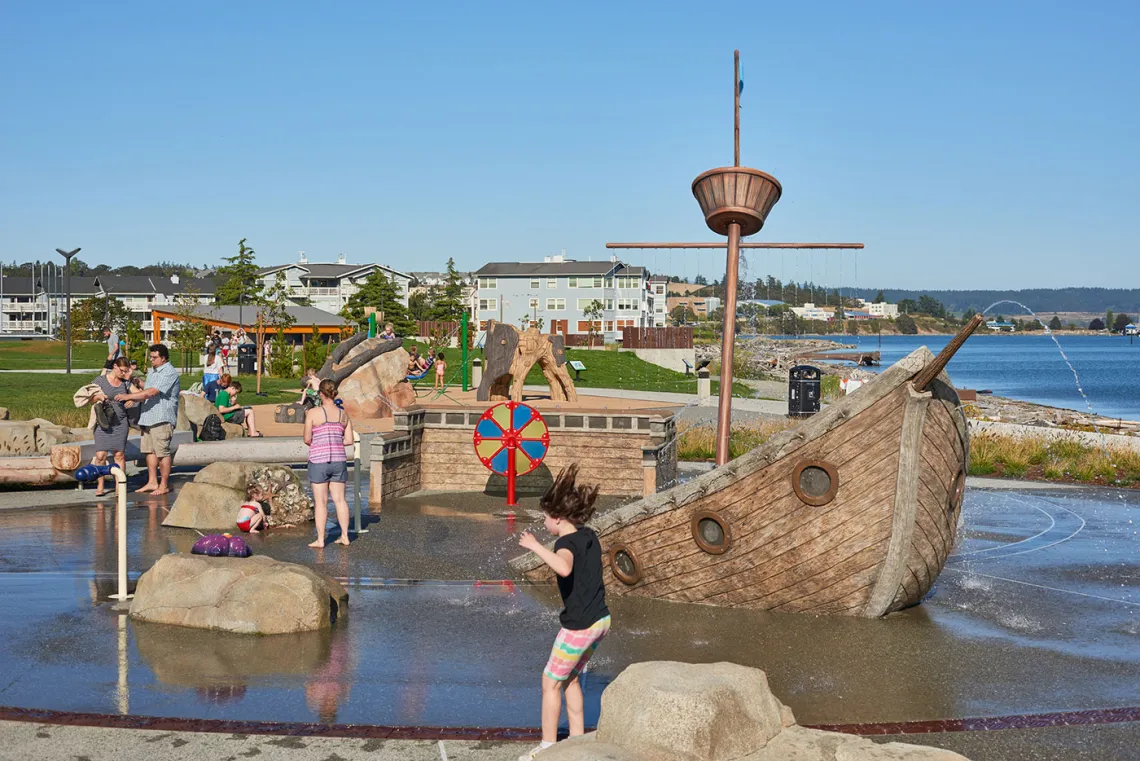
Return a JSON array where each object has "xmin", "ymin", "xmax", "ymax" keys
[{"xmin": 55, "ymin": 248, "xmax": 81, "ymax": 374}]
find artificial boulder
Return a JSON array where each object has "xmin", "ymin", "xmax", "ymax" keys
[
  {"xmin": 164, "ymin": 461, "xmax": 313, "ymax": 530},
  {"xmin": 129, "ymin": 554, "xmax": 347, "ymax": 634},
  {"xmin": 598, "ymin": 661, "xmax": 786, "ymax": 761},
  {"xmin": 540, "ymin": 662, "xmax": 971, "ymax": 761},
  {"xmin": 335, "ymin": 340, "xmax": 416, "ymax": 419}
]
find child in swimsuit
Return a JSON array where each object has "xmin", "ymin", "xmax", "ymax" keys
[
  {"xmin": 236, "ymin": 484, "xmax": 267, "ymax": 533},
  {"xmin": 433, "ymin": 352, "xmax": 447, "ymax": 390}
]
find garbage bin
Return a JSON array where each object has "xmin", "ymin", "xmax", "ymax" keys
[
  {"xmin": 788, "ymin": 365, "xmax": 821, "ymax": 418},
  {"xmin": 237, "ymin": 343, "xmax": 257, "ymax": 375}
]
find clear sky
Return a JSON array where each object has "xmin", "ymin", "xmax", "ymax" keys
[{"xmin": 1, "ymin": 1, "xmax": 1137, "ymax": 289}]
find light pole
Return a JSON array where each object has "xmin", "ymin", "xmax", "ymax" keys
[
  {"xmin": 55, "ymin": 248, "xmax": 81, "ymax": 374},
  {"xmin": 35, "ymin": 279, "xmax": 46, "ymax": 335}
]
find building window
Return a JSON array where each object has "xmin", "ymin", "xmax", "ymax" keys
[
  {"xmin": 479, "ymin": 298, "xmax": 498, "ymax": 312},
  {"xmin": 604, "ymin": 299, "xmax": 614, "ymax": 310},
  {"xmin": 616, "ymin": 319, "xmax": 635, "ymax": 329},
  {"xmin": 577, "ymin": 320, "xmax": 602, "ymax": 332},
  {"xmin": 478, "ymin": 277, "xmax": 497, "ymax": 289},
  {"xmin": 529, "ymin": 297, "xmax": 540, "ymax": 310},
  {"xmin": 614, "ymin": 276, "xmax": 640, "ymax": 289},
  {"xmin": 569, "ymin": 276, "xmax": 602, "ymax": 289},
  {"xmin": 530, "ymin": 279, "xmax": 540, "ymax": 290},
  {"xmin": 605, "ymin": 277, "xmax": 614, "ymax": 288},
  {"xmin": 546, "ymin": 298, "xmax": 565, "ymax": 311},
  {"xmin": 576, "ymin": 298, "xmax": 603, "ymax": 310},
  {"xmin": 617, "ymin": 298, "xmax": 638, "ymax": 312},
  {"xmin": 479, "ymin": 320, "xmax": 490, "ymax": 330},
  {"xmin": 547, "ymin": 278, "xmax": 557, "ymax": 289},
  {"xmin": 604, "ymin": 321, "xmax": 614, "ymax": 332}
]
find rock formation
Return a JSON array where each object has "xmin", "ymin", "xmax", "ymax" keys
[
  {"xmin": 537, "ymin": 661, "xmax": 970, "ymax": 761},
  {"xmin": 164, "ymin": 461, "xmax": 313, "ymax": 530},
  {"xmin": 477, "ymin": 322, "xmax": 577, "ymax": 403},
  {"xmin": 129, "ymin": 554, "xmax": 348, "ymax": 634},
  {"xmin": 318, "ymin": 334, "xmax": 416, "ymax": 419}
]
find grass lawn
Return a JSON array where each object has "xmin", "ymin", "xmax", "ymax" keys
[
  {"xmin": 406, "ymin": 342, "xmax": 750, "ymax": 397},
  {"xmin": 0, "ymin": 371, "xmax": 303, "ymax": 428},
  {"xmin": 0, "ymin": 340, "xmax": 110, "ymax": 370}
]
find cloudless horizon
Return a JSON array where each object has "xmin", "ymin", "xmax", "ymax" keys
[{"xmin": 2, "ymin": 1, "xmax": 1137, "ymax": 290}]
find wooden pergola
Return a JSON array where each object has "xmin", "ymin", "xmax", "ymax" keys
[{"xmin": 149, "ymin": 309, "xmax": 346, "ymax": 339}]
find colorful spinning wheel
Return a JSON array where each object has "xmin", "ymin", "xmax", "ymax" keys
[{"xmin": 473, "ymin": 401, "xmax": 550, "ymax": 505}]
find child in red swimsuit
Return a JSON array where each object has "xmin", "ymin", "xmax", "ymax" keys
[{"xmin": 236, "ymin": 484, "xmax": 267, "ymax": 533}]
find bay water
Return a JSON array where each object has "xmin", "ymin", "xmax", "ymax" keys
[{"xmin": 778, "ymin": 333, "xmax": 1140, "ymax": 421}]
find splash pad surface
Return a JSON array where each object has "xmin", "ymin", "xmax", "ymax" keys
[{"xmin": 0, "ymin": 477, "xmax": 1137, "ymax": 735}]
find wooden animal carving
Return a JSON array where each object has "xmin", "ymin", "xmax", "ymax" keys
[{"xmin": 477, "ymin": 322, "xmax": 577, "ymax": 403}]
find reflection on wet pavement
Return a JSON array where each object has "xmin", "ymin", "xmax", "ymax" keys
[{"xmin": 0, "ymin": 479, "xmax": 1136, "ymax": 730}]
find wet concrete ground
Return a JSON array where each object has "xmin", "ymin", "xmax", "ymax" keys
[{"xmin": 0, "ymin": 475, "xmax": 1136, "ymax": 759}]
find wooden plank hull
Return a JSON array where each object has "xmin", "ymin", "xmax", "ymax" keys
[{"xmin": 509, "ymin": 347, "xmax": 969, "ymax": 618}]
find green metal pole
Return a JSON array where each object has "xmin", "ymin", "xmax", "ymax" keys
[{"xmin": 461, "ymin": 311, "xmax": 469, "ymax": 392}]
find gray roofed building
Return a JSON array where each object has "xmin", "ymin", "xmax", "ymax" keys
[
  {"xmin": 253, "ymin": 253, "xmax": 411, "ymax": 315},
  {"xmin": 475, "ymin": 261, "xmax": 646, "ymax": 277}
]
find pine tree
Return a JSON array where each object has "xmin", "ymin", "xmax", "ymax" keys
[
  {"xmin": 215, "ymin": 238, "xmax": 263, "ymax": 306},
  {"xmin": 1048, "ymin": 315, "xmax": 1063, "ymax": 331},
  {"xmin": 342, "ymin": 269, "xmax": 414, "ymax": 336},
  {"xmin": 430, "ymin": 257, "xmax": 467, "ymax": 321}
]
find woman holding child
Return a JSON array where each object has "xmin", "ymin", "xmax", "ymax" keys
[
  {"xmin": 90, "ymin": 358, "xmax": 135, "ymax": 497},
  {"xmin": 304, "ymin": 379, "xmax": 354, "ymax": 548}
]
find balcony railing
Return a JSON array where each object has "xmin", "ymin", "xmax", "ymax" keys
[{"xmin": 307, "ymin": 287, "xmax": 342, "ymax": 297}]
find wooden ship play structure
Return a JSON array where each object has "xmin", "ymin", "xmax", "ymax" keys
[{"xmin": 510, "ymin": 51, "xmax": 983, "ymax": 617}]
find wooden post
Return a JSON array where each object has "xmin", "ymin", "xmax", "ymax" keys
[{"xmin": 256, "ymin": 313, "xmax": 264, "ymax": 395}]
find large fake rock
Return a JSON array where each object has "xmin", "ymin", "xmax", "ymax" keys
[
  {"xmin": 0, "ymin": 422, "xmax": 39, "ymax": 456},
  {"xmin": 178, "ymin": 393, "xmax": 244, "ymax": 439},
  {"xmin": 598, "ymin": 661, "xmax": 786, "ymax": 761},
  {"xmin": 129, "ymin": 554, "xmax": 348, "ymax": 634},
  {"xmin": 0, "ymin": 407, "xmax": 8, "ymax": 420},
  {"xmin": 336, "ymin": 341, "xmax": 416, "ymax": 419},
  {"xmin": 538, "ymin": 662, "xmax": 972, "ymax": 761},
  {"xmin": 164, "ymin": 461, "xmax": 313, "ymax": 530}
]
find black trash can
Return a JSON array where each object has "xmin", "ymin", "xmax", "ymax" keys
[
  {"xmin": 788, "ymin": 365, "xmax": 821, "ymax": 418},
  {"xmin": 237, "ymin": 343, "xmax": 257, "ymax": 375}
]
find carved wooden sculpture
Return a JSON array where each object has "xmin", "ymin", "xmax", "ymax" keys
[{"xmin": 477, "ymin": 322, "xmax": 577, "ymax": 403}]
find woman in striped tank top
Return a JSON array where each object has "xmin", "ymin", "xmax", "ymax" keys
[{"xmin": 304, "ymin": 379, "xmax": 355, "ymax": 548}]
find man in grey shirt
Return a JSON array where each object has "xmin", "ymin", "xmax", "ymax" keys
[
  {"xmin": 115, "ymin": 343, "xmax": 180, "ymax": 495},
  {"xmin": 103, "ymin": 326, "xmax": 120, "ymax": 372}
]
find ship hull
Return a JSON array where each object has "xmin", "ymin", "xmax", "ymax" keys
[{"xmin": 510, "ymin": 348, "xmax": 968, "ymax": 618}]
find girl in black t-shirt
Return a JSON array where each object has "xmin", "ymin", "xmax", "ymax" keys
[{"xmin": 517, "ymin": 465, "xmax": 611, "ymax": 760}]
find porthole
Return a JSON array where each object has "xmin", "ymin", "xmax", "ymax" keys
[
  {"xmin": 791, "ymin": 459, "xmax": 839, "ymax": 506},
  {"xmin": 691, "ymin": 510, "xmax": 732, "ymax": 555},
  {"xmin": 609, "ymin": 544, "xmax": 642, "ymax": 586}
]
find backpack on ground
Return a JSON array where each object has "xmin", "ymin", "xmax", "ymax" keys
[{"xmin": 199, "ymin": 413, "xmax": 226, "ymax": 441}]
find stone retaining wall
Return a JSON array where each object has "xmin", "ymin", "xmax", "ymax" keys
[{"xmin": 369, "ymin": 405, "xmax": 676, "ymax": 507}]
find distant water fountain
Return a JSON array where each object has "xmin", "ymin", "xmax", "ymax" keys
[{"xmin": 982, "ymin": 300, "xmax": 1106, "ymax": 443}]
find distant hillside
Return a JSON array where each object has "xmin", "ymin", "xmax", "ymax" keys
[{"xmin": 851, "ymin": 288, "xmax": 1140, "ymax": 315}]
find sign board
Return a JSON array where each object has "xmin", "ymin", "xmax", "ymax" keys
[{"xmin": 568, "ymin": 360, "xmax": 586, "ymax": 371}]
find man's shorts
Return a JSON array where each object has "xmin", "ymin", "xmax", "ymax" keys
[
  {"xmin": 140, "ymin": 423, "xmax": 174, "ymax": 458},
  {"xmin": 307, "ymin": 461, "xmax": 348, "ymax": 484},
  {"xmin": 544, "ymin": 615, "xmax": 611, "ymax": 681},
  {"xmin": 229, "ymin": 408, "xmax": 247, "ymax": 424}
]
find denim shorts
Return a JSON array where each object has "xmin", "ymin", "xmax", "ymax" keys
[{"xmin": 308, "ymin": 460, "xmax": 348, "ymax": 484}]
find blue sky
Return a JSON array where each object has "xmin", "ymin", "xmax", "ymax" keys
[{"xmin": 1, "ymin": 1, "xmax": 1137, "ymax": 289}]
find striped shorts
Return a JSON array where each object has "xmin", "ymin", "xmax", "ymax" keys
[{"xmin": 543, "ymin": 615, "xmax": 611, "ymax": 682}]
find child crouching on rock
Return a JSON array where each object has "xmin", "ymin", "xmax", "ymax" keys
[
  {"xmin": 237, "ymin": 483, "xmax": 268, "ymax": 533},
  {"xmin": 516, "ymin": 464, "xmax": 610, "ymax": 760}
]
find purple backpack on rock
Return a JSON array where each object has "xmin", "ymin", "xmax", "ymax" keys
[{"xmin": 191, "ymin": 534, "xmax": 252, "ymax": 558}]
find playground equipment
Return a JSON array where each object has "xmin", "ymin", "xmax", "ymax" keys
[
  {"xmin": 476, "ymin": 322, "xmax": 577, "ymax": 403},
  {"xmin": 473, "ymin": 401, "xmax": 550, "ymax": 506},
  {"xmin": 75, "ymin": 463, "xmax": 131, "ymax": 602}
]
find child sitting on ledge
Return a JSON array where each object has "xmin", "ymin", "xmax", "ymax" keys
[{"xmin": 237, "ymin": 483, "xmax": 268, "ymax": 533}]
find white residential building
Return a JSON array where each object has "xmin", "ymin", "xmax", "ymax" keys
[
  {"xmin": 0, "ymin": 273, "xmax": 215, "ymax": 340},
  {"xmin": 256, "ymin": 253, "xmax": 411, "ymax": 315},
  {"xmin": 790, "ymin": 302, "xmax": 834, "ymax": 321},
  {"xmin": 855, "ymin": 298, "xmax": 900, "ymax": 319},
  {"xmin": 472, "ymin": 255, "xmax": 652, "ymax": 340}
]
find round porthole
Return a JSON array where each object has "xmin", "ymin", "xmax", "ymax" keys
[
  {"xmin": 791, "ymin": 459, "xmax": 839, "ymax": 506},
  {"xmin": 691, "ymin": 510, "xmax": 731, "ymax": 555},
  {"xmin": 609, "ymin": 544, "xmax": 641, "ymax": 586}
]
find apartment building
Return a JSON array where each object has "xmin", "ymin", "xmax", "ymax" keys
[
  {"xmin": 472, "ymin": 256, "xmax": 651, "ymax": 339},
  {"xmin": 854, "ymin": 298, "xmax": 900, "ymax": 318},
  {"xmin": 256, "ymin": 253, "xmax": 411, "ymax": 315},
  {"xmin": 0, "ymin": 274, "xmax": 215, "ymax": 340}
]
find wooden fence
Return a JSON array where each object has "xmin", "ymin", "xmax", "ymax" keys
[
  {"xmin": 621, "ymin": 327, "xmax": 693, "ymax": 349},
  {"xmin": 416, "ymin": 321, "xmax": 460, "ymax": 339}
]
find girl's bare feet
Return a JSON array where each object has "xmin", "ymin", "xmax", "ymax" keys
[
  {"xmin": 135, "ymin": 484, "xmax": 157, "ymax": 493},
  {"xmin": 309, "ymin": 539, "xmax": 325, "ymax": 548},
  {"xmin": 334, "ymin": 537, "xmax": 350, "ymax": 546}
]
